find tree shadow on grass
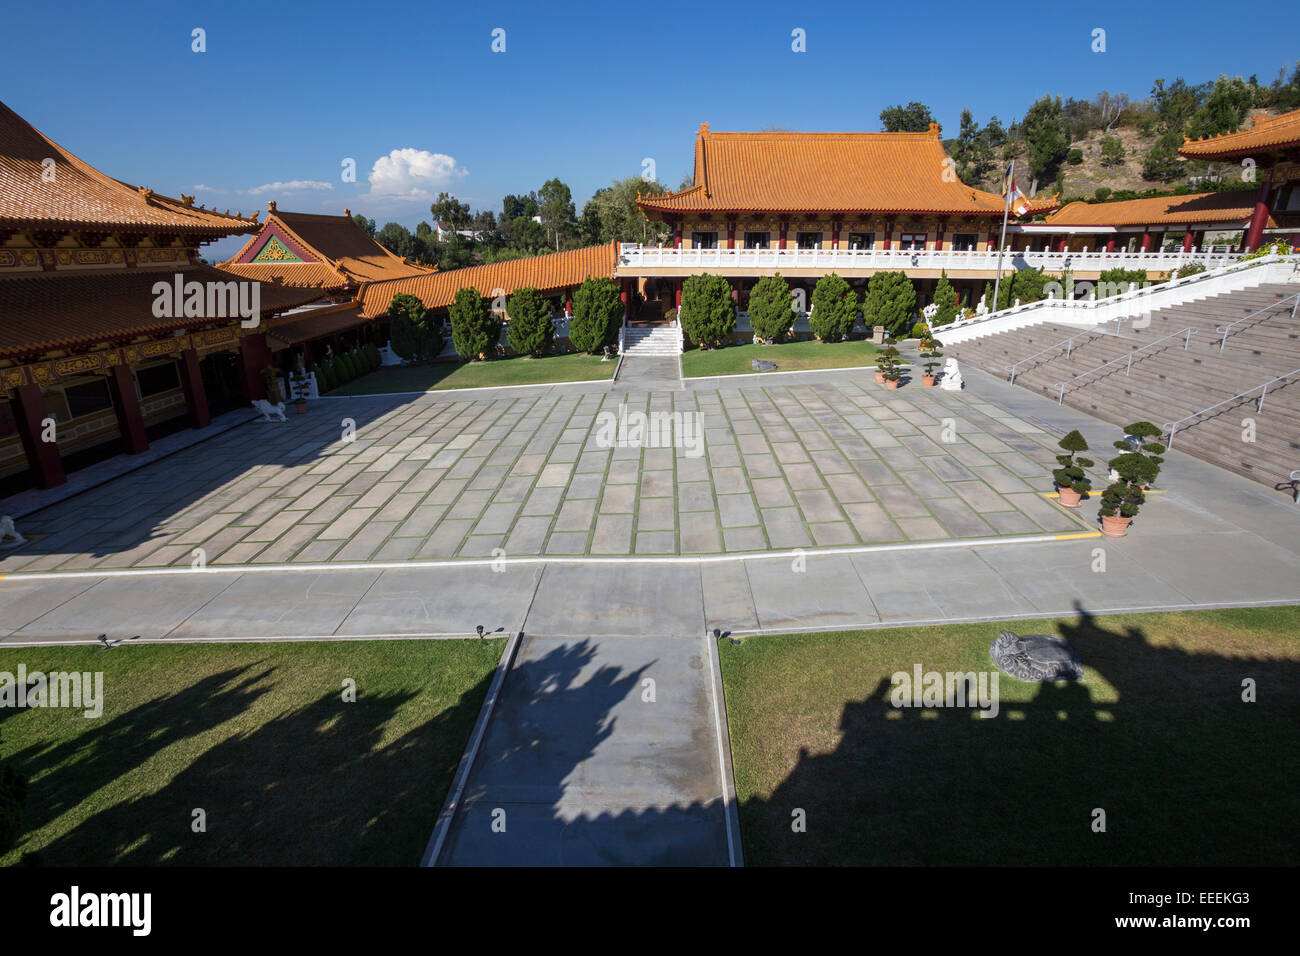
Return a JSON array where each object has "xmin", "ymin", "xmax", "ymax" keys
[
  {"xmin": 11, "ymin": 657, "xmax": 496, "ymax": 866},
  {"xmin": 737, "ymin": 602, "xmax": 1300, "ymax": 866}
]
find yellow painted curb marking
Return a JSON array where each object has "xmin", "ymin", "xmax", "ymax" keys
[{"xmin": 1054, "ymin": 531, "xmax": 1103, "ymax": 540}]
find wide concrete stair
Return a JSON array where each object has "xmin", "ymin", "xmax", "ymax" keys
[
  {"xmin": 621, "ymin": 324, "xmax": 682, "ymax": 356},
  {"xmin": 946, "ymin": 284, "xmax": 1300, "ymax": 491}
]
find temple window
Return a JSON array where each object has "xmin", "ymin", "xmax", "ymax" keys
[
  {"xmin": 847, "ymin": 232, "xmax": 875, "ymax": 249},
  {"xmin": 691, "ymin": 231, "xmax": 718, "ymax": 249},
  {"xmin": 744, "ymin": 231, "xmax": 770, "ymax": 249},
  {"xmin": 796, "ymin": 231, "xmax": 822, "ymax": 249}
]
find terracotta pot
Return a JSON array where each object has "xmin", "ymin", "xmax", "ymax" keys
[
  {"xmin": 1057, "ymin": 486, "xmax": 1083, "ymax": 508},
  {"xmin": 295, "ymin": 402, "xmax": 308, "ymax": 414},
  {"xmin": 1100, "ymin": 514, "xmax": 1132, "ymax": 537},
  {"xmin": 885, "ymin": 379, "xmax": 900, "ymax": 390},
  {"xmin": 922, "ymin": 375, "xmax": 936, "ymax": 387},
  {"xmin": 875, "ymin": 371, "xmax": 886, "ymax": 383}
]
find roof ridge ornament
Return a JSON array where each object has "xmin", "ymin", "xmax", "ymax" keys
[
  {"xmin": 928, "ymin": 122, "xmax": 940, "ymax": 136},
  {"xmin": 267, "ymin": 200, "xmax": 277, "ymax": 213},
  {"xmin": 697, "ymin": 121, "xmax": 709, "ymax": 136}
]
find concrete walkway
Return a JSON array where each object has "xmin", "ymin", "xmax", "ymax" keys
[
  {"xmin": 434, "ymin": 632, "xmax": 737, "ymax": 866},
  {"xmin": 613, "ymin": 354, "xmax": 682, "ymax": 390}
]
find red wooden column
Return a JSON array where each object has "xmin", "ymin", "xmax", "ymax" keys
[
  {"xmin": 1244, "ymin": 180, "xmax": 1275, "ymax": 252},
  {"xmin": 726, "ymin": 220, "xmax": 736, "ymax": 249},
  {"xmin": 1182, "ymin": 227, "xmax": 1194, "ymax": 252},
  {"xmin": 986, "ymin": 228, "xmax": 996, "ymax": 251},
  {"xmin": 934, "ymin": 219, "xmax": 945, "ymax": 251},
  {"xmin": 831, "ymin": 218, "xmax": 841, "ymax": 250},
  {"xmin": 884, "ymin": 220, "xmax": 894, "ymax": 250},
  {"xmin": 620, "ymin": 279, "xmax": 630, "ymax": 319},
  {"xmin": 1056, "ymin": 235, "xmax": 1069, "ymax": 252},
  {"xmin": 1140, "ymin": 227, "xmax": 1152, "ymax": 252},
  {"xmin": 11, "ymin": 381, "xmax": 65, "ymax": 489},
  {"xmin": 106, "ymin": 364, "xmax": 148, "ymax": 455},
  {"xmin": 778, "ymin": 220, "xmax": 788, "ymax": 251},
  {"xmin": 673, "ymin": 222, "xmax": 682, "ymax": 249},
  {"xmin": 674, "ymin": 280, "xmax": 682, "ymax": 310},
  {"xmin": 1105, "ymin": 237, "xmax": 1116, "ymax": 252},
  {"xmin": 177, "ymin": 347, "xmax": 210, "ymax": 429},
  {"xmin": 237, "ymin": 333, "xmax": 272, "ymax": 406}
]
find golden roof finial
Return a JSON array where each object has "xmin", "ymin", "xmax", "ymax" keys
[
  {"xmin": 698, "ymin": 121, "xmax": 710, "ymax": 136},
  {"xmin": 928, "ymin": 122, "xmax": 940, "ymax": 136},
  {"xmin": 267, "ymin": 200, "xmax": 277, "ymax": 213}
]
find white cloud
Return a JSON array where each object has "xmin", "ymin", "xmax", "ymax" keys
[
  {"xmin": 244, "ymin": 180, "xmax": 334, "ymax": 196},
  {"xmin": 191, "ymin": 183, "xmax": 222, "ymax": 192},
  {"xmin": 365, "ymin": 148, "xmax": 467, "ymax": 201}
]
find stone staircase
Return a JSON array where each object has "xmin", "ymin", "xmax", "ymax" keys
[
  {"xmin": 620, "ymin": 324, "xmax": 682, "ymax": 356},
  {"xmin": 946, "ymin": 284, "xmax": 1300, "ymax": 490}
]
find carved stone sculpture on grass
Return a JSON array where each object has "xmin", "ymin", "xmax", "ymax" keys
[{"xmin": 990, "ymin": 630, "xmax": 1084, "ymax": 682}]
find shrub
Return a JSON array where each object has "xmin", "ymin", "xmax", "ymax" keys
[
  {"xmin": 995, "ymin": 268, "xmax": 1049, "ymax": 310},
  {"xmin": 1094, "ymin": 186, "xmax": 1112, "ymax": 201},
  {"xmin": 747, "ymin": 273, "xmax": 796, "ymax": 344},
  {"xmin": 1067, "ymin": 147, "xmax": 1084, "ymax": 165},
  {"xmin": 679, "ymin": 273, "xmax": 736, "ymax": 349},
  {"xmin": 809, "ymin": 273, "xmax": 858, "ymax": 342},
  {"xmin": 1241, "ymin": 238, "xmax": 1294, "ymax": 261},
  {"xmin": 1099, "ymin": 136, "xmax": 1125, "ymax": 167},
  {"xmin": 1052, "ymin": 430, "xmax": 1095, "ymax": 494},
  {"xmin": 1099, "ymin": 421, "xmax": 1165, "ymax": 519},
  {"xmin": 569, "ymin": 276, "xmax": 622, "ymax": 353},
  {"xmin": 1175, "ymin": 261, "xmax": 1207, "ymax": 278},
  {"xmin": 449, "ymin": 286, "xmax": 501, "ymax": 361},
  {"xmin": 366, "ymin": 343, "xmax": 381, "ymax": 368},
  {"xmin": 506, "ymin": 286, "xmax": 555, "ymax": 357},
  {"xmin": 875, "ymin": 340, "xmax": 902, "ymax": 380},
  {"xmin": 932, "ymin": 270, "xmax": 958, "ymax": 326},
  {"xmin": 1097, "ymin": 267, "xmax": 1149, "ymax": 298},
  {"xmin": 384, "ymin": 291, "xmax": 441, "ymax": 361},
  {"xmin": 863, "ymin": 271, "xmax": 917, "ymax": 337},
  {"xmin": 910, "ymin": 321, "xmax": 930, "ymax": 338}
]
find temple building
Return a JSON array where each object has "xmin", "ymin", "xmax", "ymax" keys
[
  {"xmin": 0, "ymin": 101, "xmax": 320, "ymax": 493},
  {"xmin": 626, "ymin": 123, "xmax": 1060, "ymax": 309},
  {"xmin": 1030, "ymin": 190, "xmax": 1272, "ymax": 253},
  {"xmin": 218, "ymin": 204, "xmax": 437, "ymax": 378},
  {"xmin": 1179, "ymin": 107, "xmax": 1300, "ymax": 250},
  {"xmin": 218, "ymin": 203, "xmax": 435, "ymax": 296}
]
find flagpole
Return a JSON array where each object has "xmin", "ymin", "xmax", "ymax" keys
[{"xmin": 992, "ymin": 158, "xmax": 1014, "ymax": 313}]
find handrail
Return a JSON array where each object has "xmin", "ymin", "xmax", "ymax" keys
[
  {"xmin": 1163, "ymin": 367, "xmax": 1300, "ymax": 448},
  {"xmin": 1214, "ymin": 290, "xmax": 1300, "ymax": 353},
  {"xmin": 1007, "ymin": 328, "xmax": 1106, "ymax": 385},
  {"xmin": 1289, "ymin": 470, "xmax": 1300, "ymax": 503},
  {"xmin": 1052, "ymin": 326, "xmax": 1196, "ymax": 405},
  {"xmin": 947, "ymin": 253, "xmax": 1296, "ymax": 335}
]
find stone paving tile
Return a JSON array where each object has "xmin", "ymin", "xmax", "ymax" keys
[
  {"xmin": 895, "ymin": 515, "xmax": 950, "ymax": 539},
  {"xmin": 761, "ymin": 507, "xmax": 812, "ymax": 548},
  {"xmin": 505, "ymin": 516, "xmax": 552, "ymax": 554},
  {"xmin": 635, "ymin": 531, "xmax": 676, "ymax": 553},
  {"xmin": 546, "ymin": 531, "xmax": 589, "ymax": 554},
  {"xmin": 590, "ymin": 514, "xmax": 633, "ymax": 554},
  {"xmin": 1, "ymin": 382, "xmax": 1113, "ymax": 569}
]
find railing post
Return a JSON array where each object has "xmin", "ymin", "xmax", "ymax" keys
[
  {"xmin": 1258, "ymin": 383, "xmax": 1267, "ymax": 413},
  {"xmin": 1127, "ymin": 351, "xmax": 1133, "ymax": 376},
  {"xmin": 1184, "ymin": 327, "xmax": 1192, "ymax": 349},
  {"xmin": 1167, "ymin": 423, "xmax": 1177, "ymax": 449},
  {"xmin": 1057, "ymin": 384, "xmax": 1065, "ymax": 405}
]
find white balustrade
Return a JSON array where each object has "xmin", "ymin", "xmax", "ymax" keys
[{"xmin": 616, "ymin": 242, "xmax": 1245, "ymax": 275}]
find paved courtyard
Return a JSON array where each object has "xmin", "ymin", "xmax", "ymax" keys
[{"xmin": 0, "ymin": 375, "xmax": 1093, "ymax": 575}]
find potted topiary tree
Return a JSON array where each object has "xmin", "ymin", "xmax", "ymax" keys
[
  {"xmin": 1098, "ymin": 421, "xmax": 1165, "ymax": 536},
  {"xmin": 876, "ymin": 340, "xmax": 900, "ymax": 385},
  {"xmin": 919, "ymin": 334, "xmax": 944, "ymax": 387},
  {"xmin": 289, "ymin": 367, "xmax": 311, "ymax": 414},
  {"xmin": 1051, "ymin": 430, "xmax": 1094, "ymax": 507}
]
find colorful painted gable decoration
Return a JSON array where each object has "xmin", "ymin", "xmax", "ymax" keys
[{"xmin": 252, "ymin": 236, "xmax": 303, "ymax": 262}]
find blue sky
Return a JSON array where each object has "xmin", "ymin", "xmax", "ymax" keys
[{"xmin": 2, "ymin": 0, "xmax": 1295, "ymax": 260}]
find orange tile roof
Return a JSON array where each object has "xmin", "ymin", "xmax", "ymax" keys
[
  {"xmin": 265, "ymin": 305, "xmax": 370, "ymax": 349},
  {"xmin": 1024, "ymin": 193, "xmax": 1061, "ymax": 215},
  {"xmin": 1180, "ymin": 109, "xmax": 1300, "ymax": 158},
  {"xmin": 219, "ymin": 207, "xmax": 436, "ymax": 290},
  {"xmin": 1045, "ymin": 190, "xmax": 1267, "ymax": 228},
  {"xmin": 0, "ymin": 265, "xmax": 324, "ymax": 358},
  {"xmin": 0, "ymin": 99, "xmax": 258, "ymax": 235},
  {"xmin": 636, "ymin": 124, "xmax": 1010, "ymax": 217},
  {"xmin": 358, "ymin": 242, "xmax": 618, "ymax": 317}
]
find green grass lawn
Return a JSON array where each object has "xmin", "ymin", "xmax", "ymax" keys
[
  {"xmin": 0, "ymin": 637, "xmax": 504, "ymax": 866},
  {"xmin": 329, "ymin": 353, "xmax": 614, "ymax": 395},
  {"xmin": 681, "ymin": 338, "xmax": 879, "ymax": 378},
  {"xmin": 719, "ymin": 605, "xmax": 1300, "ymax": 866}
]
